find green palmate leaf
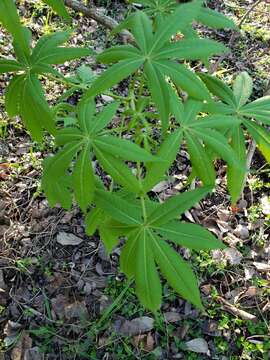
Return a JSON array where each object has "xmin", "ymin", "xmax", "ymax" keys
[
  {"xmin": 42, "ymin": 0, "xmax": 71, "ymax": 21},
  {"xmin": 85, "ymin": 208, "xmax": 104, "ymax": 236},
  {"xmin": 154, "ymin": 221, "xmax": 225, "ymax": 250},
  {"xmin": 240, "ymin": 96, "xmax": 270, "ymax": 125},
  {"xmin": 5, "ymin": 75, "xmax": 25, "ymax": 117},
  {"xmin": 181, "ymin": 24, "xmax": 198, "ymax": 40},
  {"xmin": 93, "ymin": 146, "xmax": 142, "ymax": 193},
  {"xmin": 90, "ymin": 101, "xmax": 119, "ymax": 134},
  {"xmin": 33, "ymin": 47, "xmax": 91, "ymax": 65},
  {"xmin": 190, "ymin": 115, "xmax": 241, "ymax": 129},
  {"xmin": 55, "ymin": 128, "xmax": 84, "ymax": 146},
  {"xmin": 147, "ymin": 186, "xmax": 212, "ymax": 226},
  {"xmin": 24, "ymin": 74, "xmax": 55, "ymax": 135},
  {"xmin": 97, "ymin": 45, "xmax": 142, "ymax": 63},
  {"xmin": 156, "ymin": 39, "xmax": 228, "ymax": 61},
  {"xmin": 95, "ymin": 189, "xmax": 142, "ymax": 225},
  {"xmin": 43, "ymin": 172, "xmax": 73, "ymax": 210},
  {"xmin": 233, "ymin": 72, "xmax": 253, "ymax": 108},
  {"xmin": 149, "ymin": 1, "xmax": 201, "ymax": 53},
  {"xmin": 99, "ymin": 222, "xmax": 120, "ymax": 253},
  {"xmin": 31, "ymin": 31, "xmax": 71, "ymax": 63},
  {"xmin": 20, "ymin": 74, "xmax": 56, "ymax": 140},
  {"xmin": 94, "ymin": 176, "xmax": 106, "ymax": 191},
  {"xmin": 73, "ymin": 145, "xmax": 95, "ymax": 212},
  {"xmin": 100, "ymin": 219, "xmax": 135, "ymax": 253},
  {"xmin": 0, "ymin": 0, "xmax": 30, "ymax": 58},
  {"xmin": 93, "ymin": 135, "xmax": 156, "ymax": 162},
  {"xmin": 43, "ymin": 141, "xmax": 82, "ymax": 185},
  {"xmin": 12, "ymin": 27, "xmax": 32, "ymax": 65},
  {"xmin": 0, "ymin": 59, "xmax": 25, "ymax": 73},
  {"xmin": 179, "ymin": 99, "xmax": 203, "ymax": 126},
  {"xmin": 77, "ymin": 98, "xmax": 96, "ymax": 134},
  {"xmin": 51, "ymin": 178, "xmax": 73, "ymax": 210},
  {"xmin": 131, "ymin": 11, "xmax": 153, "ymax": 53},
  {"xmin": 194, "ymin": 128, "xmax": 240, "ymax": 167},
  {"xmin": 244, "ymin": 120, "xmax": 270, "ymax": 163},
  {"xmin": 156, "ymin": 60, "xmax": 211, "ymax": 101},
  {"xmin": 199, "ymin": 73, "xmax": 236, "ymax": 107},
  {"xmin": 30, "ymin": 63, "xmax": 65, "ymax": 79},
  {"xmin": 120, "ymin": 229, "xmax": 141, "ymax": 278},
  {"xmin": 143, "ymin": 129, "xmax": 183, "ymax": 192},
  {"xmin": 185, "ymin": 132, "xmax": 216, "ymax": 185},
  {"xmin": 150, "ymin": 231, "xmax": 203, "ymax": 310},
  {"xmin": 202, "ymin": 100, "xmax": 234, "ymax": 115},
  {"xmin": 135, "ymin": 229, "xmax": 162, "ymax": 311},
  {"xmin": 42, "ymin": 156, "xmax": 73, "ymax": 209},
  {"xmin": 103, "ymin": 218, "xmax": 135, "ymax": 236},
  {"xmin": 144, "ymin": 61, "xmax": 170, "ymax": 131},
  {"xmin": 30, "ymin": 30, "xmax": 91, "ymax": 66},
  {"xmin": 197, "ymin": 7, "xmax": 236, "ymax": 29},
  {"xmin": 170, "ymin": 90, "xmax": 185, "ymax": 123},
  {"xmin": 227, "ymin": 127, "xmax": 246, "ymax": 204},
  {"xmin": 85, "ymin": 58, "xmax": 144, "ymax": 98}
]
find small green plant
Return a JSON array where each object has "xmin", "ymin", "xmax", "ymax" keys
[
  {"xmin": 15, "ymin": 258, "xmax": 33, "ymax": 273},
  {"xmin": 1, "ymin": 0, "xmax": 270, "ymax": 312}
]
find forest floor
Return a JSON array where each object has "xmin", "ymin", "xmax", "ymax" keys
[{"xmin": 0, "ymin": 0, "xmax": 270, "ymax": 359}]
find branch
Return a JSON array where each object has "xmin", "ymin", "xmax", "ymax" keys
[{"xmin": 64, "ymin": 0, "xmax": 133, "ymax": 43}]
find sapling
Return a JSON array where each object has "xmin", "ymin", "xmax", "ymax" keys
[{"xmin": 1, "ymin": 0, "xmax": 270, "ymax": 311}]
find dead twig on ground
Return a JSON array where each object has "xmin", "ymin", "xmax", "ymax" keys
[{"xmin": 216, "ymin": 296, "xmax": 257, "ymax": 321}]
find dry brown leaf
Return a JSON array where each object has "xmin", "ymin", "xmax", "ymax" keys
[
  {"xmin": 243, "ymin": 286, "xmax": 258, "ymax": 298},
  {"xmin": 201, "ymin": 284, "xmax": 212, "ymax": 296},
  {"xmin": 145, "ymin": 333, "xmax": 155, "ymax": 352},
  {"xmin": 233, "ymin": 224, "xmax": 249, "ymax": 240},
  {"xmin": 11, "ymin": 331, "xmax": 32, "ymax": 360},
  {"xmin": 185, "ymin": 338, "xmax": 209, "ymax": 354},
  {"xmin": 164, "ymin": 312, "xmax": 182, "ymax": 323},
  {"xmin": 56, "ymin": 232, "xmax": 83, "ymax": 246},
  {"xmin": 64, "ymin": 301, "xmax": 88, "ymax": 320},
  {"xmin": 133, "ymin": 333, "xmax": 155, "ymax": 352},
  {"xmin": 117, "ymin": 316, "xmax": 154, "ymax": 336},
  {"xmin": 253, "ymin": 262, "xmax": 270, "ymax": 272},
  {"xmin": 224, "ymin": 248, "xmax": 243, "ymax": 265}
]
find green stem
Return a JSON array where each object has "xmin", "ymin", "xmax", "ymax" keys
[
  {"xmin": 137, "ymin": 74, "xmax": 145, "ymax": 98},
  {"xmin": 137, "ymin": 163, "xmax": 147, "ymax": 222},
  {"xmin": 140, "ymin": 195, "xmax": 147, "ymax": 222},
  {"xmin": 105, "ymin": 91, "xmax": 132, "ymax": 101}
]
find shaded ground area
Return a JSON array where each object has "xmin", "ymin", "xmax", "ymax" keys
[{"xmin": 0, "ymin": 0, "xmax": 270, "ymax": 359}]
